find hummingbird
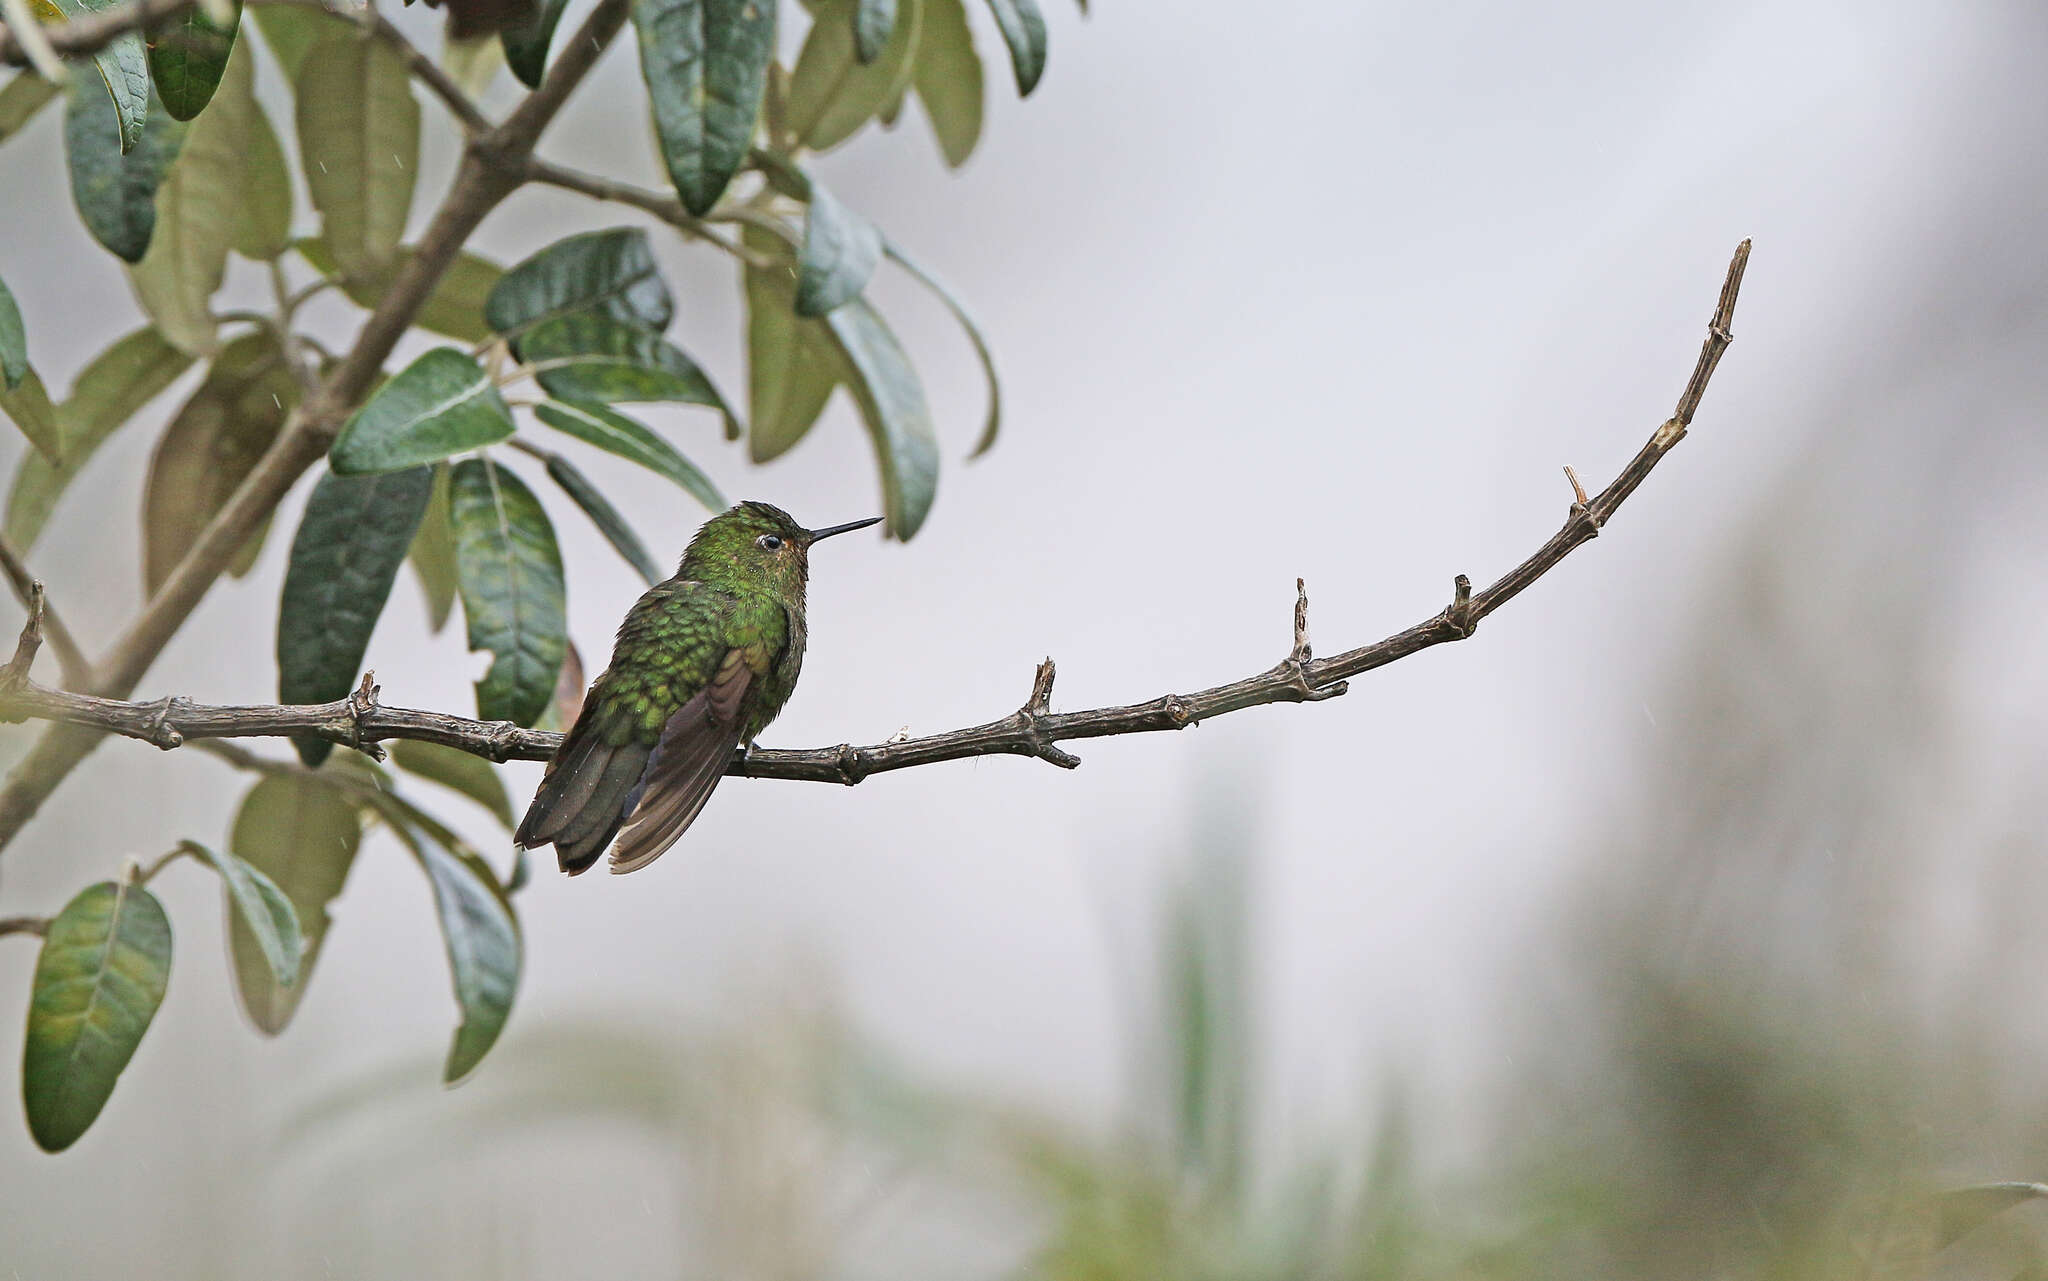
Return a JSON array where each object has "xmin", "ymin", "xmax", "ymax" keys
[{"xmin": 514, "ymin": 502, "xmax": 882, "ymax": 876}]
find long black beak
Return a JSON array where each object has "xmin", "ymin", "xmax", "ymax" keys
[{"xmin": 807, "ymin": 516, "xmax": 884, "ymax": 543}]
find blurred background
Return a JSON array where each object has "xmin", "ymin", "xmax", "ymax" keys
[{"xmin": 6, "ymin": 0, "xmax": 2048, "ymax": 1275}]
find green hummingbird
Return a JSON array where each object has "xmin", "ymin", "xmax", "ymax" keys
[{"xmin": 514, "ymin": 502, "xmax": 882, "ymax": 876}]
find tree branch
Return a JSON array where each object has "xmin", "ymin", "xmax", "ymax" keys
[
  {"xmin": 0, "ymin": 0, "xmax": 191, "ymax": 67},
  {"xmin": 523, "ymin": 158, "xmax": 766, "ymax": 266},
  {"xmin": 0, "ymin": 242, "xmax": 1753, "ymax": 785},
  {"xmin": 2, "ymin": 0, "xmax": 484, "ymax": 136},
  {"xmin": 0, "ymin": 543, "xmax": 86, "ymax": 689},
  {"xmin": 0, "ymin": 0, "xmax": 637, "ymax": 854}
]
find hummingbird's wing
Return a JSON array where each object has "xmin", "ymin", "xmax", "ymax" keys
[
  {"xmin": 606, "ymin": 648, "xmax": 754, "ymax": 875},
  {"xmin": 513, "ymin": 703, "xmax": 648, "ymax": 874}
]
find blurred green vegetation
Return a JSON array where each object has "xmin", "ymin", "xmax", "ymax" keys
[{"xmin": 263, "ymin": 459, "xmax": 2048, "ymax": 1279}]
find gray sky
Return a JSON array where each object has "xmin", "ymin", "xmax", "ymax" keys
[{"xmin": 3, "ymin": 0, "xmax": 2046, "ymax": 1273}]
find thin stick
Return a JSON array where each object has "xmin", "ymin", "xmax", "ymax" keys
[
  {"xmin": 0, "ymin": 243, "xmax": 1754, "ymax": 786},
  {"xmin": 0, "ymin": 545, "xmax": 86, "ymax": 688}
]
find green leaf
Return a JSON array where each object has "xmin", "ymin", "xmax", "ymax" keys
[
  {"xmin": 788, "ymin": 0, "xmax": 923, "ymax": 151},
  {"xmin": 854, "ymin": 0, "xmax": 897, "ymax": 62},
  {"xmin": 532, "ymin": 399, "xmax": 724, "ymax": 510},
  {"xmin": 797, "ymin": 180, "xmax": 882, "ymax": 316},
  {"xmin": 541, "ymin": 450, "xmax": 662, "ymax": 585},
  {"xmin": 0, "ymin": 372, "xmax": 60, "ymax": 462},
  {"xmin": 886, "ymin": 239, "xmax": 1000, "ymax": 454},
  {"xmin": 983, "ymin": 0, "xmax": 1045, "ymax": 95},
  {"xmin": 64, "ymin": 77, "xmax": 185, "ymax": 262},
  {"xmin": 49, "ymin": 0, "xmax": 150, "ymax": 152},
  {"xmin": 227, "ymin": 772, "xmax": 361, "ymax": 1033},
  {"xmin": 231, "ymin": 95, "xmax": 293, "ymax": 260},
  {"xmin": 1938, "ymin": 1184, "xmax": 2048, "ymax": 1249},
  {"xmin": 449, "ymin": 458, "xmax": 565, "ymax": 726},
  {"xmin": 633, "ymin": 0, "xmax": 776, "ymax": 217},
  {"xmin": 0, "ymin": 276, "xmax": 27, "ymax": 393},
  {"xmin": 147, "ymin": 0, "xmax": 241, "ymax": 121},
  {"xmin": 178, "ymin": 839, "xmax": 302, "ymax": 988},
  {"xmin": 484, "ymin": 227, "xmax": 673, "ymax": 339},
  {"xmin": 910, "ymin": 0, "xmax": 982, "ymax": 167},
  {"xmin": 409, "ymin": 461, "xmax": 459, "ymax": 632},
  {"xmin": 440, "ymin": 33, "xmax": 503, "ymax": 100},
  {"xmin": 126, "ymin": 40, "xmax": 261, "ymax": 355},
  {"xmin": 22, "ymin": 880, "xmax": 172, "ymax": 1152},
  {"xmin": 385, "ymin": 812, "xmax": 520, "ymax": 1083},
  {"xmin": 521, "ymin": 312, "xmax": 729, "ymax": 414},
  {"xmin": 391, "ymin": 739, "xmax": 514, "ymax": 829},
  {"xmin": 141, "ymin": 332, "xmax": 294, "ymax": 593},
  {"xmin": 500, "ymin": 0, "xmax": 567, "ymax": 88},
  {"xmin": 824, "ymin": 298, "xmax": 938, "ymax": 538},
  {"xmin": 276, "ymin": 465, "xmax": 435, "ymax": 765},
  {"xmin": 742, "ymin": 225, "xmax": 839, "ymax": 461},
  {"xmin": 0, "ymin": 72, "xmax": 60, "ymax": 145},
  {"xmin": 57, "ymin": 327, "xmax": 195, "ymax": 453},
  {"xmin": 249, "ymin": 2, "xmax": 352, "ymax": 80},
  {"xmin": 296, "ymin": 33, "xmax": 419, "ymax": 278},
  {"xmin": 330, "ymin": 347, "xmax": 513, "ymax": 474},
  {"xmin": 296, "ymin": 240, "xmax": 503, "ymax": 344},
  {"xmin": 5, "ymin": 329, "xmax": 193, "ymax": 550}
]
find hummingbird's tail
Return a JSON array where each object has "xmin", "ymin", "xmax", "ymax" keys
[{"xmin": 514, "ymin": 716, "xmax": 652, "ymax": 876}]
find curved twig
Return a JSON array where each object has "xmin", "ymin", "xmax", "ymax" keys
[{"xmin": 0, "ymin": 242, "xmax": 1752, "ymax": 783}]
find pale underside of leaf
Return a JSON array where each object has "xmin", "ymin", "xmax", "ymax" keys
[
  {"xmin": 297, "ymin": 33, "xmax": 420, "ymax": 278},
  {"xmin": 909, "ymin": 0, "xmax": 982, "ymax": 167},
  {"xmin": 126, "ymin": 40, "xmax": 258, "ymax": 355},
  {"xmin": 228, "ymin": 772, "xmax": 361, "ymax": 1033},
  {"xmin": 5, "ymin": 328, "xmax": 194, "ymax": 550},
  {"xmin": 787, "ymin": 0, "xmax": 923, "ymax": 152}
]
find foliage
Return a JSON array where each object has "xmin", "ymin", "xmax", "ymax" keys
[{"xmin": 0, "ymin": 0, "xmax": 1066, "ymax": 1150}]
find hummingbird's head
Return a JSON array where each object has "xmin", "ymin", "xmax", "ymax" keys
[{"xmin": 678, "ymin": 502, "xmax": 883, "ymax": 593}]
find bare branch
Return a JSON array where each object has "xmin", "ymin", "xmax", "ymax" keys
[
  {"xmin": 0, "ymin": 242, "xmax": 1754, "ymax": 788},
  {"xmin": 0, "ymin": 915, "xmax": 48, "ymax": 938},
  {"xmin": 0, "ymin": 543, "xmax": 86, "ymax": 688},
  {"xmin": 2, "ymin": 580, "xmax": 45, "ymax": 688}
]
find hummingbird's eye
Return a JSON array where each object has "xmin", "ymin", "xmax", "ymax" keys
[{"xmin": 756, "ymin": 534, "xmax": 784, "ymax": 551}]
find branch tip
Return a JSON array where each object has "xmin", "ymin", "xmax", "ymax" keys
[
  {"xmin": 1291, "ymin": 578, "xmax": 1313, "ymax": 665},
  {"xmin": 1026, "ymin": 658, "xmax": 1057, "ymax": 716},
  {"xmin": 3, "ymin": 580, "xmax": 45, "ymax": 687},
  {"xmin": 1444, "ymin": 573, "xmax": 1477, "ymax": 638}
]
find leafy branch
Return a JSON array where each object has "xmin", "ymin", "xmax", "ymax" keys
[
  {"xmin": 0, "ymin": 0, "xmax": 1063, "ymax": 1154},
  {"xmin": 0, "ymin": 0, "xmax": 634, "ymax": 849},
  {"xmin": 0, "ymin": 240, "xmax": 1752, "ymax": 782},
  {"xmin": 0, "ymin": 0, "xmax": 194, "ymax": 67},
  {"xmin": 0, "ymin": 0, "xmax": 1029, "ymax": 853}
]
